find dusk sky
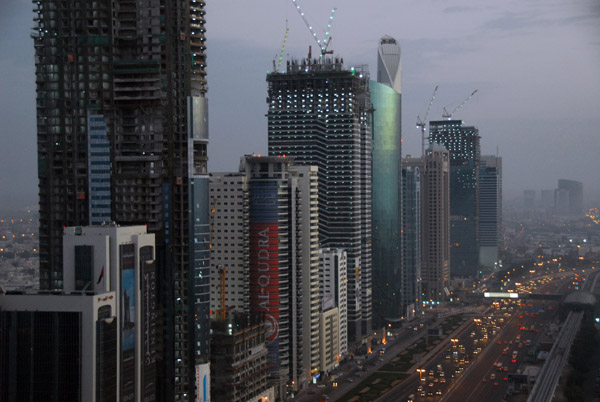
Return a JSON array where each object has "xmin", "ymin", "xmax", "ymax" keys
[{"xmin": 1, "ymin": 0, "xmax": 599, "ymax": 212}]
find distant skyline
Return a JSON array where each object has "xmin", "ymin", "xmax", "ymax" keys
[{"xmin": 1, "ymin": 0, "xmax": 600, "ymax": 212}]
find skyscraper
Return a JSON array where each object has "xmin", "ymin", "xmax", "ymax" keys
[
  {"xmin": 32, "ymin": 1, "xmax": 209, "ymax": 399},
  {"xmin": 479, "ymin": 155, "xmax": 502, "ymax": 269},
  {"xmin": 241, "ymin": 156, "xmax": 320, "ymax": 398},
  {"xmin": 209, "ymin": 173, "xmax": 250, "ymax": 316},
  {"xmin": 267, "ymin": 58, "xmax": 372, "ymax": 343},
  {"xmin": 556, "ymin": 179, "xmax": 584, "ymax": 215},
  {"xmin": 401, "ymin": 161, "xmax": 421, "ymax": 317},
  {"xmin": 429, "ymin": 120, "xmax": 480, "ymax": 278},
  {"xmin": 371, "ymin": 35, "xmax": 403, "ymax": 325},
  {"xmin": 420, "ymin": 146, "xmax": 450, "ymax": 305}
]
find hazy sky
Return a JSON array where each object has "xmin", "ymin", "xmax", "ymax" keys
[{"xmin": 1, "ymin": 0, "xmax": 599, "ymax": 212}]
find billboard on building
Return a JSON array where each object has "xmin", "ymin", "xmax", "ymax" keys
[
  {"xmin": 249, "ymin": 181, "xmax": 280, "ymax": 369},
  {"xmin": 140, "ymin": 246, "xmax": 156, "ymax": 402},
  {"xmin": 120, "ymin": 243, "xmax": 136, "ymax": 401}
]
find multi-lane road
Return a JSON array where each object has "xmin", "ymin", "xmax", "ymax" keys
[{"xmin": 373, "ymin": 267, "xmax": 591, "ymax": 402}]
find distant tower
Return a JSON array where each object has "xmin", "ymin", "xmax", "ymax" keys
[
  {"xmin": 376, "ymin": 35, "xmax": 402, "ymax": 93},
  {"xmin": 267, "ymin": 59, "xmax": 373, "ymax": 343},
  {"xmin": 421, "ymin": 146, "xmax": 450, "ymax": 305},
  {"xmin": 401, "ymin": 160, "xmax": 422, "ymax": 317},
  {"xmin": 371, "ymin": 35, "xmax": 403, "ymax": 326},
  {"xmin": 556, "ymin": 179, "xmax": 583, "ymax": 215},
  {"xmin": 479, "ymin": 156, "xmax": 502, "ymax": 269},
  {"xmin": 429, "ymin": 120, "xmax": 480, "ymax": 278}
]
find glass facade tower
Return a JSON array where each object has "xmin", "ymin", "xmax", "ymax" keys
[
  {"xmin": 267, "ymin": 58, "xmax": 372, "ymax": 343},
  {"xmin": 429, "ymin": 120, "xmax": 480, "ymax": 278},
  {"xmin": 371, "ymin": 35, "xmax": 402, "ymax": 325}
]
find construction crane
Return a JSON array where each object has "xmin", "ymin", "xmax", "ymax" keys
[
  {"xmin": 273, "ymin": 22, "xmax": 290, "ymax": 73},
  {"xmin": 416, "ymin": 85, "xmax": 439, "ymax": 157},
  {"xmin": 291, "ymin": 0, "xmax": 337, "ymax": 60},
  {"xmin": 442, "ymin": 89, "xmax": 478, "ymax": 120}
]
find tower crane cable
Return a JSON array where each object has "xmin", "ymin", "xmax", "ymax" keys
[
  {"xmin": 442, "ymin": 89, "xmax": 478, "ymax": 120},
  {"xmin": 290, "ymin": 0, "xmax": 337, "ymax": 59}
]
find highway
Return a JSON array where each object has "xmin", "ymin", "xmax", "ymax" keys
[{"xmin": 294, "ymin": 266, "xmax": 593, "ymax": 402}]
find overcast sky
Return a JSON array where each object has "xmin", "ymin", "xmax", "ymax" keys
[{"xmin": 1, "ymin": 0, "xmax": 599, "ymax": 212}]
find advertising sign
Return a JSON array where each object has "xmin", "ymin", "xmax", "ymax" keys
[{"xmin": 249, "ymin": 181, "xmax": 280, "ymax": 370}]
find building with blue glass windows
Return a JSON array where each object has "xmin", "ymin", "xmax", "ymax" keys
[
  {"xmin": 267, "ymin": 58, "xmax": 373, "ymax": 344},
  {"xmin": 479, "ymin": 155, "xmax": 502, "ymax": 269},
  {"xmin": 429, "ymin": 120, "xmax": 480, "ymax": 279},
  {"xmin": 87, "ymin": 112, "xmax": 111, "ymax": 225}
]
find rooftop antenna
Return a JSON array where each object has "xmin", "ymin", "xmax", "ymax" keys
[
  {"xmin": 442, "ymin": 89, "xmax": 478, "ymax": 120},
  {"xmin": 416, "ymin": 85, "xmax": 439, "ymax": 157},
  {"xmin": 291, "ymin": 0, "xmax": 337, "ymax": 61}
]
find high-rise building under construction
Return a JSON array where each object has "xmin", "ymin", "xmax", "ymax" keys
[
  {"xmin": 32, "ymin": 0, "xmax": 210, "ymax": 400},
  {"xmin": 267, "ymin": 58, "xmax": 373, "ymax": 343}
]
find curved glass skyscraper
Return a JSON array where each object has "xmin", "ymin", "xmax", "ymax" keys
[{"xmin": 372, "ymin": 36, "xmax": 403, "ymax": 324}]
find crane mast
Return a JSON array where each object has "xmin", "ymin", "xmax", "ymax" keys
[
  {"xmin": 273, "ymin": 23, "xmax": 290, "ymax": 72},
  {"xmin": 416, "ymin": 85, "xmax": 439, "ymax": 157}
]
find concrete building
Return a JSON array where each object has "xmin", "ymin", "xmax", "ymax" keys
[
  {"xmin": 62, "ymin": 225, "xmax": 157, "ymax": 402},
  {"xmin": 267, "ymin": 58, "xmax": 373, "ymax": 343},
  {"xmin": 429, "ymin": 120, "xmax": 480, "ymax": 278},
  {"xmin": 318, "ymin": 248, "xmax": 348, "ymax": 357},
  {"xmin": 0, "ymin": 292, "xmax": 117, "ymax": 402},
  {"xmin": 556, "ymin": 179, "xmax": 583, "ymax": 215},
  {"xmin": 540, "ymin": 190, "xmax": 555, "ymax": 209},
  {"xmin": 240, "ymin": 156, "xmax": 320, "ymax": 398},
  {"xmin": 421, "ymin": 146, "xmax": 450, "ymax": 305},
  {"xmin": 523, "ymin": 190, "xmax": 536, "ymax": 209},
  {"xmin": 319, "ymin": 307, "xmax": 340, "ymax": 375},
  {"xmin": 371, "ymin": 36, "xmax": 403, "ymax": 326},
  {"xmin": 210, "ymin": 314, "xmax": 273, "ymax": 402},
  {"xmin": 32, "ymin": 1, "xmax": 211, "ymax": 399},
  {"xmin": 479, "ymin": 156, "xmax": 502, "ymax": 269},
  {"xmin": 401, "ymin": 160, "xmax": 422, "ymax": 318},
  {"xmin": 209, "ymin": 173, "xmax": 250, "ymax": 316}
]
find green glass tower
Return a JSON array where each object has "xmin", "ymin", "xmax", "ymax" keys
[{"xmin": 371, "ymin": 35, "xmax": 403, "ymax": 325}]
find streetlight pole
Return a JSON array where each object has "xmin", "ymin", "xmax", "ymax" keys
[{"xmin": 417, "ymin": 368, "xmax": 426, "ymax": 382}]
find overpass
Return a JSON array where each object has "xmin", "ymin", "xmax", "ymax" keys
[{"xmin": 482, "ymin": 291, "xmax": 563, "ymax": 301}]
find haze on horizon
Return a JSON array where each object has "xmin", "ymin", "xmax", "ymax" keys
[{"xmin": 1, "ymin": 0, "xmax": 599, "ymax": 214}]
